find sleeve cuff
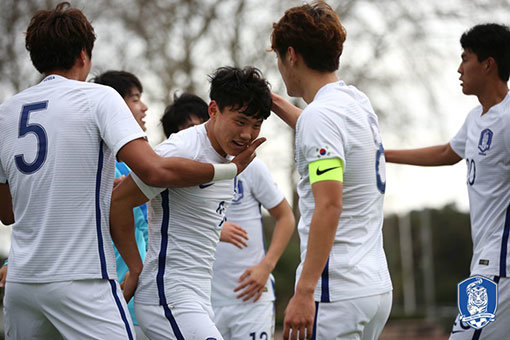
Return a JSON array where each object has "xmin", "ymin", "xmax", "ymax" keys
[
  {"xmin": 131, "ymin": 173, "xmax": 165, "ymax": 201},
  {"xmin": 112, "ymin": 132, "xmax": 147, "ymax": 158}
]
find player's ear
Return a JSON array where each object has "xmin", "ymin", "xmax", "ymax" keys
[
  {"xmin": 485, "ymin": 57, "xmax": 496, "ymax": 74},
  {"xmin": 76, "ymin": 48, "xmax": 88, "ymax": 66},
  {"xmin": 288, "ymin": 46, "xmax": 297, "ymax": 66},
  {"xmin": 208, "ymin": 101, "xmax": 219, "ymax": 120}
]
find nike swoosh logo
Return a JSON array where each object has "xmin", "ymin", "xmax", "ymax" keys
[
  {"xmin": 199, "ymin": 183, "xmax": 214, "ymax": 189},
  {"xmin": 451, "ymin": 330, "xmax": 465, "ymax": 334},
  {"xmin": 316, "ymin": 166, "xmax": 340, "ymax": 176}
]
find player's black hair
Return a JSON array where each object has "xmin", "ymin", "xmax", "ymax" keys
[
  {"xmin": 161, "ymin": 93, "xmax": 209, "ymax": 137},
  {"xmin": 208, "ymin": 66, "xmax": 272, "ymax": 120},
  {"xmin": 461, "ymin": 23, "xmax": 510, "ymax": 82},
  {"xmin": 92, "ymin": 70, "xmax": 143, "ymax": 98},
  {"xmin": 25, "ymin": 2, "xmax": 96, "ymax": 74}
]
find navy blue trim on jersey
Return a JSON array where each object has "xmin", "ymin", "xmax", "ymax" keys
[
  {"xmin": 472, "ymin": 328, "xmax": 482, "ymax": 340},
  {"xmin": 259, "ymin": 203, "xmax": 276, "ymax": 298},
  {"xmin": 109, "ymin": 280, "xmax": 134, "ymax": 340},
  {"xmin": 95, "ymin": 141, "xmax": 108, "ymax": 279},
  {"xmin": 259, "ymin": 204, "xmax": 267, "ymax": 253},
  {"xmin": 157, "ymin": 190, "xmax": 170, "ymax": 306},
  {"xmin": 310, "ymin": 301, "xmax": 319, "ymax": 340},
  {"xmin": 500, "ymin": 204, "xmax": 510, "ymax": 277},
  {"xmin": 162, "ymin": 304, "xmax": 185, "ymax": 339},
  {"xmin": 320, "ymin": 258, "xmax": 330, "ymax": 302}
]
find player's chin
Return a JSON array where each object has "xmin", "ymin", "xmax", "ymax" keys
[{"xmin": 229, "ymin": 141, "xmax": 248, "ymax": 155}]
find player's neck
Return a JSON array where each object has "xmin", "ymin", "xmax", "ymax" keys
[
  {"xmin": 477, "ymin": 80, "xmax": 509, "ymax": 115},
  {"xmin": 301, "ymin": 71, "xmax": 339, "ymax": 104},
  {"xmin": 44, "ymin": 68, "xmax": 86, "ymax": 82}
]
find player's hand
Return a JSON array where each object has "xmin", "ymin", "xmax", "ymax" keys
[
  {"xmin": 0, "ymin": 265, "xmax": 7, "ymax": 287},
  {"xmin": 113, "ymin": 175, "xmax": 126, "ymax": 189},
  {"xmin": 122, "ymin": 270, "xmax": 140, "ymax": 302},
  {"xmin": 233, "ymin": 260, "xmax": 272, "ymax": 302},
  {"xmin": 283, "ymin": 292, "xmax": 315, "ymax": 340},
  {"xmin": 120, "ymin": 271, "xmax": 130, "ymax": 290},
  {"xmin": 231, "ymin": 137, "xmax": 266, "ymax": 175},
  {"xmin": 220, "ymin": 222, "xmax": 248, "ymax": 249}
]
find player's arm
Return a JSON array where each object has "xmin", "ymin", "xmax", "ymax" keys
[
  {"xmin": 0, "ymin": 183, "xmax": 14, "ymax": 225},
  {"xmin": 0, "ymin": 264, "xmax": 7, "ymax": 287},
  {"xmin": 271, "ymin": 92, "xmax": 303, "ymax": 130},
  {"xmin": 110, "ymin": 175, "xmax": 149, "ymax": 302},
  {"xmin": 284, "ymin": 158, "xmax": 343, "ymax": 340},
  {"xmin": 117, "ymin": 137, "xmax": 265, "ymax": 188},
  {"xmin": 385, "ymin": 143, "xmax": 462, "ymax": 166},
  {"xmin": 235, "ymin": 198, "xmax": 295, "ymax": 302}
]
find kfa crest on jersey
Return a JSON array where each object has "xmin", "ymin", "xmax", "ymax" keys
[
  {"xmin": 232, "ymin": 177, "xmax": 244, "ymax": 205},
  {"xmin": 457, "ymin": 276, "xmax": 497, "ymax": 330},
  {"xmin": 478, "ymin": 129, "xmax": 493, "ymax": 155}
]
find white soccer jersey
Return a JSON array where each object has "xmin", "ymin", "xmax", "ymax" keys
[
  {"xmin": 133, "ymin": 123, "xmax": 234, "ymax": 307},
  {"xmin": 0, "ymin": 75, "xmax": 146, "ymax": 283},
  {"xmin": 450, "ymin": 91, "xmax": 510, "ymax": 277},
  {"xmin": 211, "ymin": 158, "xmax": 285, "ymax": 306},
  {"xmin": 294, "ymin": 81, "xmax": 392, "ymax": 302}
]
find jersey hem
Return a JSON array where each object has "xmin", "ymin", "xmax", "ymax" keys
[
  {"xmin": 6, "ymin": 273, "xmax": 118, "ymax": 283},
  {"xmin": 211, "ymin": 296, "xmax": 275, "ymax": 307},
  {"xmin": 314, "ymin": 285, "xmax": 393, "ymax": 302}
]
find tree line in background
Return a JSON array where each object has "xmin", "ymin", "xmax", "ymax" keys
[{"xmin": 2, "ymin": 0, "xmax": 510, "ymax": 122}]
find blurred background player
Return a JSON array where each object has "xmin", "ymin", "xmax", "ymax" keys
[
  {"xmin": 161, "ymin": 92, "xmax": 210, "ymax": 137},
  {"xmin": 110, "ymin": 66, "xmax": 272, "ymax": 339},
  {"xmin": 161, "ymin": 92, "xmax": 296, "ymax": 340},
  {"xmin": 211, "ymin": 148, "xmax": 295, "ymax": 340},
  {"xmin": 0, "ymin": 3, "xmax": 261, "ymax": 339},
  {"xmin": 385, "ymin": 23, "xmax": 510, "ymax": 340},
  {"xmin": 93, "ymin": 70, "xmax": 150, "ymax": 340},
  {"xmin": 270, "ymin": 1, "xmax": 393, "ymax": 339}
]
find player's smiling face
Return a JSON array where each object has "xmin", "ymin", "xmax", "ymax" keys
[
  {"xmin": 207, "ymin": 100, "xmax": 262, "ymax": 157},
  {"xmin": 125, "ymin": 87, "xmax": 148, "ymax": 131}
]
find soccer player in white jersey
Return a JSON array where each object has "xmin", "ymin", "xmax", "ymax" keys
[
  {"xmin": 270, "ymin": 1, "xmax": 393, "ymax": 339},
  {"xmin": 161, "ymin": 93, "xmax": 296, "ymax": 339},
  {"xmin": 93, "ymin": 70, "xmax": 150, "ymax": 340},
  {"xmin": 110, "ymin": 66, "xmax": 273, "ymax": 340},
  {"xmin": 0, "ymin": 3, "xmax": 262, "ymax": 339},
  {"xmin": 385, "ymin": 23, "xmax": 510, "ymax": 340},
  {"xmin": 212, "ymin": 158, "xmax": 295, "ymax": 340}
]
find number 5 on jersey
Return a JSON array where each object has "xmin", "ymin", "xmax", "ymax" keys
[{"xmin": 15, "ymin": 101, "xmax": 48, "ymax": 174}]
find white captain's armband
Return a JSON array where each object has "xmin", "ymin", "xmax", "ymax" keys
[{"xmin": 308, "ymin": 158, "xmax": 344, "ymax": 185}]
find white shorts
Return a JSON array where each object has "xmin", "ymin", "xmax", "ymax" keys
[
  {"xmin": 449, "ymin": 276, "xmax": 510, "ymax": 340},
  {"xmin": 213, "ymin": 301, "xmax": 274, "ymax": 340},
  {"xmin": 291, "ymin": 291, "xmax": 392, "ymax": 340},
  {"xmin": 4, "ymin": 279, "xmax": 134, "ymax": 340},
  {"xmin": 135, "ymin": 300, "xmax": 223, "ymax": 340}
]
